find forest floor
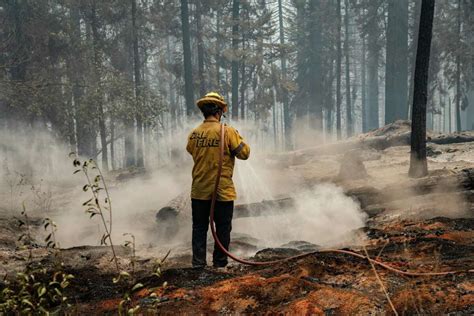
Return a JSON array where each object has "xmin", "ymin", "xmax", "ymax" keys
[{"xmin": 1, "ymin": 121, "xmax": 473, "ymax": 314}]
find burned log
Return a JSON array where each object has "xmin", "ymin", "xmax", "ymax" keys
[
  {"xmin": 271, "ymin": 124, "xmax": 474, "ymax": 166},
  {"xmin": 156, "ymin": 169, "xmax": 474, "ymax": 234}
]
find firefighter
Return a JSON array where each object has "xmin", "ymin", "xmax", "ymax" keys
[{"xmin": 186, "ymin": 92, "xmax": 250, "ymax": 269}]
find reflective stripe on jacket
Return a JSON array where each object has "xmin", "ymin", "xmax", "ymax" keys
[{"xmin": 186, "ymin": 118, "xmax": 250, "ymax": 201}]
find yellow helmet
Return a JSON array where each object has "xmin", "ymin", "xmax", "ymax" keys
[{"xmin": 196, "ymin": 92, "xmax": 228, "ymax": 113}]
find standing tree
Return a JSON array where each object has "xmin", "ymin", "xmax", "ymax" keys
[
  {"xmin": 278, "ymin": 0, "xmax": 292, "ymax": 149},
  {"xmin": 231, "ymin": 0, "xmax": 240, "ymax": 120},
  {"xmin": 366, "ymin": 0, "xmax": 381, "ymax": 131},
  {"xmin": 409, "ymin": 0, "xmax": 435, "ymax": 178},
  {"xmin": 180, "ymin": 0, "xmax": 194, "ymax": 117},
  {"xmin": 385, "ymin": 0, "xmax": 409, "ymax": 124},
  {"xmin": 336, "ymin": 0, "xmax": 342, "ymax": 139},
  {"xmin": 344, "ymin": 0, "xmax": 352, "ymax": 137},
  {"xmin": 132, "ymin": 0, "xmax": 144, "ymax": 167},
  {"xmin": 455, "ymin": 0, "xmax": 462, "ymax": 132}
]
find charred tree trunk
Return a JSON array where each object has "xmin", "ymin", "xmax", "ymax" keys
[
  {"xmin": 231, "ymin": 0, "xmax": 240, "ymax": 120},
  {"xmin": 110, "ymin": 117, "xmax": 116, "ymax": 170},
  {"xmin": 409, "ymin": 0, "xmax": 435, "ymax": 178},
  {"xmin": 361, "ymin": 35, "xmax": 368, "ymax": 132},
  {"xmin": 132, "ymin": 0, "xmax": 144, "ymax": 167},
  {"xmin": 336, "ymin": 0, "xmax": 342, "ymax": 139},
  {"xmin": 408, "ymin": 0, "xmax": 422, "ymax": 119},
  {"xmin": 367, "ymin": 2, "xmax": 380, "ymax": 131},
  {"xmin": 180, "ymin": 0, "xmax": 194, "ymax": 117},
  {"xmin": 456, "ymin": 0, "xmax": 462, "ymax": 132},
  {"xmin": 344, "ymin": 0, "xmax": 352, "ymax": 137},
  {"xmin": 385, "ymin": 0, "xmax": 409, "ymax": 124},
  {"xmin": 196, "ymin": 0, "xmax": 206, "ymax": 97}
]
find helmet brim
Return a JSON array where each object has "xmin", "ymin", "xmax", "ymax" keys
[{"xmin": 196, "ymin": 97, "xmax": 228, "ymax": 113}]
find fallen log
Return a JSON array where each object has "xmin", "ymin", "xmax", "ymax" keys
[
  {"xmin": 271, "ymin": 130, "xmax": 474, "ymax": 166},
  {"xmin": 155, "ymin": 169, "xmax": 474, "ymax": 232}
]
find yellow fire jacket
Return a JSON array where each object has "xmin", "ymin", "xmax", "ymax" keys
[{"xmin": 186, "ymin": 118, "xmax": 250, "ymax": 201}]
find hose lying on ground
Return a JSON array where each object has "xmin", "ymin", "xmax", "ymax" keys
[{"xmin": 209, "ymin": 123, "xmax": 473, "ymax": 276}]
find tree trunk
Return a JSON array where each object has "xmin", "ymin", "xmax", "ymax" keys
[
  {"xmin": 231, "ymin": 0, "xmax": 240, "ymax": 120},
  {"xmin": 385, "ymin": 0, "xmax": 409, "ymax": 124},
  {"xmin": 110, "ymin": 117, "xmax": 116, "ymax": 170},
  {"xmin": 409, "ymin": 0, "xmax": 435, "ymax": 178},
  {"xmin": 180, "ymin": 0, "xmax": 194, "ymax": 117},
  {"xmin": 367, "ymin": 2, "xmax": 380, "ymax": 131},
  {"xmin": 336, "ymin": 0, "xmax": 342, "ymax": 139},
  {"xmin": 132, "ymin": 0, "xmax": 144, "ymax": 168},
  {"xmin": 215, "ymin": 7, "xmax": 221, "ymax": 90},
  {"xmin": 408, "ymin": 0, "xmax": 422, "ymax": 119},
  {"xmin": 344, "ymin": 0, "xmax": 352, "ymax": 137},
  {"xmin": 240, "ymin": 61, "xmax": 246, "ymax": 120},
  {"xmin": 70, "ymin": 3, "xmax": 94, "ymax": 158},
  {"xmin": 196, "ymin": 0, "xmax": 206, "ymax": 97},
  {"xmin": 278, "ymin": 0, "xmax": 292, "ymax": 149},
  {"xmin": 361, "ymin": 35, "xmax": 367, "ymax": 132},
  {"xmin": 456, "ymin": 0, "xmax": 462, "ymax": 132},
  {"xmin": 90, "ymin": 1, "xmax": 108, "ymax": 171}
]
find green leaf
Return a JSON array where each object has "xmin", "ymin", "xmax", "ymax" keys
[
  {"xmin": 83, "ymin": 184, "xmax": 89, "ymax": 192},
  {"xmin": 73, "ymin": 169, "xmax": 81, "ymax": 174},
  {"xmin": 131, "ymin": 283, "xmax": 144, "ymax": 292},
  {"xmin": 128, "ymin": 306, "xmax": 140, "ymax": 315},
  {"xmin": 38, "ymin": 286, "xmax": 46, "ymax": 297},
  {"xmin": 82, "ymin": 198, "xmax": 93, "ymax": 206},
  {"xmin": 21, "ymin": 299, "xmax": 34, "ymax": 307}
]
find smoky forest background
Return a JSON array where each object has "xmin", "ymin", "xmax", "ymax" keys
[{"xmin": 1, "ymin": 0, "xmax": 474, "ymax": 172}]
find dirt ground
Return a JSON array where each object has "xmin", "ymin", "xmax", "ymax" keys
[{"xmin": 1, "ymin": 122, "xmax": 473, "ymax": 314}]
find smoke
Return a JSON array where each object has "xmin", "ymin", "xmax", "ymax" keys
[
  {"xmin": 2, "ymin": 119, "xmax": 469, "ymax": 262},
  {"xmin": 233, "ymin": 160, "xmax": 367, "ymax": 249}
]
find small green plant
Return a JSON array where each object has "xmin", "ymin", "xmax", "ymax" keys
[
  {"xmin": 17, "ymin": 202, "xmax": 34, "ymax": 265},
  {"xmin": 70, "ymin": 154, "xmax": 119, "ymax": 272},
  {"xmin": 0, "ymin": 268, "xmax": 74, "ymax": 314},
  {"xmin": 2, "ymin": 204, "xmax": 73, "ymax": 314},
  {"xmin": 123, "ymin": 233, "xmax": 137, "ymax": 279}
]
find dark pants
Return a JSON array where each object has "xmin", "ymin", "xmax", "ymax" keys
[{"xmin": 191, "ymin": 199, "xmax": 234, "ymax": 268}]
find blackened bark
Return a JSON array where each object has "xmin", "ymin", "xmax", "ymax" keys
[
  {"xmin": 110, "ymin": 117, "xmax": 116, "ymax": 170},
  {"xmin": 385, "ymin": 0, "xmax": 409, "ymax": 124},
  {"xmin": 409, "ymin": 0, "xmax": 435, "ymax": 178},
  {"xmin": 361, "ymin": 35, "xmax": 367, "ymax": 132},
  {"xmin": 336, "ymin": 0, "xmax": 342, "ymax": 139},
  {"xmin": 408, "ymin": 0, "xmax": 422, "ymax": 119},
  {"xmin": 180, "ymin": 0, "xmax": 194, "ymax": 117},
  {"xmin": 69, "ymin": 3, "xmax": 93, "ymax": 157},
  {"xmin": 196, "ymin": 0, "xmax": 206, "ymax": 96},
  {"xmin": 132, "ymin": 0, "xmax": 144, "ymax": 167},
  {"xmin": 456, "ymin": 0, "xmax": 462, "ymax": 132},
  {"xmin": 367, "ymin": 2, "xmax": 380, "ymax": 131},
  {"xmin": 344, "ymin": 0, "xmax": 352, "ymax": 137},
  {"xmin": 231, "ymin": 0, "xmax": 240, "ymax": 120},
  {"xmin": 308, "ymin": 0, "xmax": 323, "ymax": 131}
]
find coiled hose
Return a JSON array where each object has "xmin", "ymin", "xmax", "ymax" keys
[{"xmin": 209, "ymin": 123, "xmax": 473, "ymax": 276}]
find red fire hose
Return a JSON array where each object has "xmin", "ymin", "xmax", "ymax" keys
[{"xmin": 209, "ymin": 123, "xmax": 473, "ymax": 276}]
